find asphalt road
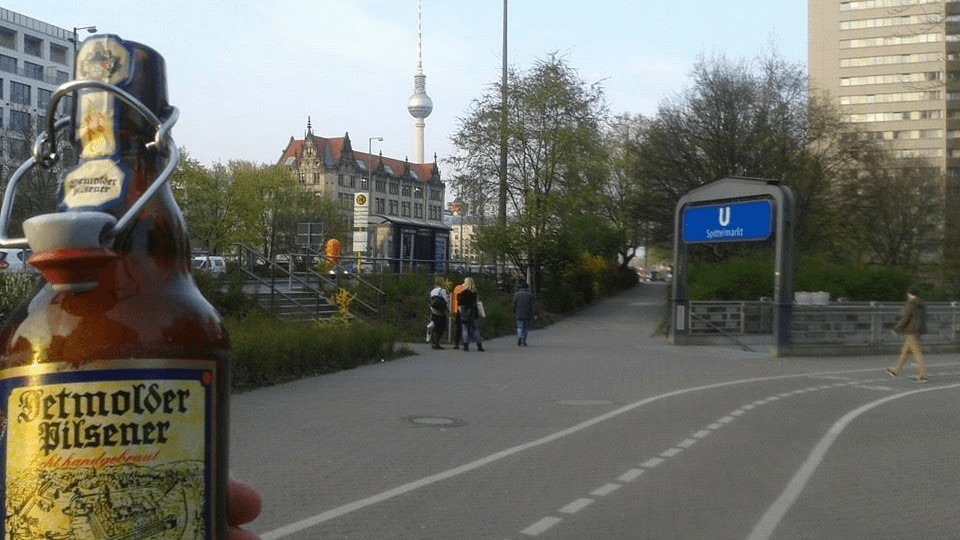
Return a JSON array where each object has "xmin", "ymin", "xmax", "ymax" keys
[{"xmin": 230, "ymin": 282, "xmax": 960, "ymax": 539}]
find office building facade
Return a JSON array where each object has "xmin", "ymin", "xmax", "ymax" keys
[
  {"xmin": 0, "ymin": 8, "xmax": 75, "ymax": 178},
  {"xmin": 809, "ymin": 0, "xmax": 960, "ymax": 177}
]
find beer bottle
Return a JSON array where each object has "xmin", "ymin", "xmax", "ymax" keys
[{"xmin": 0, "ymin": 35, "xmax": 229, "ymax": 539}]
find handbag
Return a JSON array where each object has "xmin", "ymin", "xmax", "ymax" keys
[{"xmin": 476, "ymin": 300, "xmax": 486, "ymax": 318}]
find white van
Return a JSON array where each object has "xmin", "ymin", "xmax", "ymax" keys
[{"xmin": 191, "ymin": 255, "xmax": 227, "ymax": 275}]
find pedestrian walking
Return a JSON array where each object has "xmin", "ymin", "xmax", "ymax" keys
[
  {"xmin": 429, "ymin": 277, "xmax": 449, "ymax": 350},
  {"xmin": 456, "ymin": 277, "xmax": 484, "ymax": 351},
  {"xmin": 513, "ymin": 281, "xmax": 535, "ymax": 346},
  {"xmin": 450, "ymin": 281, "xmax": 464, "ymax": 349},
  {"xmin": 887, "ymin": 285, "xmax": 927, "ymax": 382}
]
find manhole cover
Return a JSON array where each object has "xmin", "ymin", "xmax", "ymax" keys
[
  {"xmin": 556, "ymin": 399, "xmax": 615, "ymax": 406},
  {"xmin": 406, "ymin": 416, "xmax": 465, "ymax": 428}
]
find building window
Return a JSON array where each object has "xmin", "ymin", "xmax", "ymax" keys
[
  {"xmin": 389, "ymin": 182, "xmax": 399, "ymax": 195},
  {"xmin": 349, "ymin": 175, "xmax": 356, "ymax": 188},
  {"xmin": 337, "ymin": 174, "xmax": 345, "ymax": 186},
  {"xmin": 414, "ymin": 203, "xmax": 424, "ymax": 219},
  {"xmin": 23, "ymin": 35, "xmax": 41, "ymax": 57},
  {"xmin": 38, "ymin": 88, "xmax": 51, "ymax": 111},
  {"xmin": 360, "ymin": 178, "xmax": 368, "ymax": 190},
  {"xmin": 9, "ymin": 138, "xmax": 28, "ymax": 157},
  {"xmin": 10, "ymin": 82, "xmax": 29, "ymax": 106},
  {"xmin": 50, "ymin": 44, "xmax": 67, "ymax": 66},
  {"xmin": 375, "ymin": 179, "xmax": 386, "ymax": 192},
  {"xmin": 414, "ymin": 186, "xmax": 423, "ymax": 198},
  {"xmin": 401, "ymin": 202, "xmax": 411, "ymax": 217},
  {"xmin": 388, "ymin": 200, "xmax": 398, "ymax": 215},
  {"xmin": 402, "ymin": 184, "xmax": 412, "ymax": 197},
  {"xmin": 0, "ymin": 54, "xmax": 16, "ymax": 75},
  {"xmin": 55, "ymin": 70, "xmax": 68, "ymax": 85},
  {"xmin": 24, "ymin": 61, "xmax": 43, "ymax": 81},
  {"xmin": 375, "ymin": 198, "xmax": 385, "ymax": 214},
  {"xmin": 0, "ymin": 27, "xmax": 14, "ymax": 50}
]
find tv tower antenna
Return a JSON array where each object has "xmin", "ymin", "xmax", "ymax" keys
[{"xmin": 406, "ymin": 0, "xmax": 433, "ymax": 164}]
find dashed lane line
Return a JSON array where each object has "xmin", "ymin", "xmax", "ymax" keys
[
  {"xmin": 516, "ymin": 374, "xmax": 952, "ymax": 539},
  {"xmin": 258, "ymin": 366, "xmax": 960, "ymax": 540}
]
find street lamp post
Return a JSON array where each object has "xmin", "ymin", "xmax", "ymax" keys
[
  {"xmin": 362, "ymin": 137, "xmax": 382, "ymax": 272},
  {"xmin": 367, "ymin": 136, "xmax": 383, "ymax": 183},
  {"xmin": 72, "ymin": 25, "xmax": 97, "ymax": 56}
]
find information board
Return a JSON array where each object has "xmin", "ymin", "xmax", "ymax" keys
[{"xmin": 682, "ymin": 199, "xmax": 773, "ymax": 244}]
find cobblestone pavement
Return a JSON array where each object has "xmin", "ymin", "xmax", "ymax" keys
[{"xmin": 230, "ymin": 283, "xmax": 960, "ymax": 539}]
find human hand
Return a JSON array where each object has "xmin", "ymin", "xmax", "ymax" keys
[{"xmin": 229, "ymin": 479, "xmax": 263, "ymax": 540}]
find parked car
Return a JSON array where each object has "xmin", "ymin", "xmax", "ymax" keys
[
  {"xmin": 0, "ymin": 248, "xmax": 31, "ymax": 273},
  {"xmin": 191, "ymin": 255, "xmax": 227, "ymax": 275}
]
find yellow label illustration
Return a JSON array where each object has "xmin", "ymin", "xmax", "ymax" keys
[
  {"xmin": 1, "ymin": 362, "xmax": 217, "ymax": 540},
  {"xmin": 78, "ymin": 92, "xmax": 117, "ymax": 159}
]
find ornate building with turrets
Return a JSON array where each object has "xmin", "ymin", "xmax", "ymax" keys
[{"xmin": 278, "ymin": 120, "xmax": 450, "ymax": 270}]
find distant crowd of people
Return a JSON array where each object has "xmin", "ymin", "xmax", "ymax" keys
[{"xmin": 427, "ymin": 276, "xmax": 536, "ymax": 351}]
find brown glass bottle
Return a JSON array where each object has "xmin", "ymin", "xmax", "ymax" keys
[{"xmin": 0, "ymin": 36, "xmax": 229, "ymax": 539}]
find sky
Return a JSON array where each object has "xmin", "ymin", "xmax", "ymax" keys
[{"xmin": 13, "ymin": 0, "xmax": 808, "ymax": 171}]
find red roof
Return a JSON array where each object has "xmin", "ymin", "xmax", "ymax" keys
[{"xmin": 279, "ymin": 132, "xmax": 438, "ymax": 183}]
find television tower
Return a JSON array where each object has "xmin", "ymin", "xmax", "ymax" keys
[{"xmin": 406, "ymin": 0, "xmax": 433, "ymax": 164}]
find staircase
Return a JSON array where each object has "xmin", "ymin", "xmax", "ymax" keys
[{"xmin": 232, "ymin": 244, "xmax": 383, "ymax": 322}]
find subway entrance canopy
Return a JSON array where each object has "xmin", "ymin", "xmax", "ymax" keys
[{"xmin": 670, "ymin": 177, "xmax": 795, "ymax": 356}]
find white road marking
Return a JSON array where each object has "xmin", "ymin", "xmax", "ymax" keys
[
  {"xmin": 258, "ymin": 365, "xmax": 960, "ymax": 540},
  {"xmin": 641, "ymin": 457, "xmax": 665, "ymax": 469},
  {"xmin": 661, "ymin": 447, "xmax": 683, "ymax": 458},
  {"xmin": 591, "ymin": 483, "xmax": 622, "ymax": 497},
  {"xmin": 677, "ymin": 438, "xmax": 698, "ymax": 448},
  {"xmin": 521, "ymin": 517, "xmax": 562, "ymax": 536},
  {"xmin": 559, "ymin": 498, "xmax": 594, "ymax": 514},
  {"xmin": 618, "ymin": 468, "xmax": 644, "ymax": 482},
  {"xmin": 746, "ymin": 383, "xmax": 960, "ymax": 540}
]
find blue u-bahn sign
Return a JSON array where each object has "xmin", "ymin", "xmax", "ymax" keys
[{"xmin": 682, "ymin": 199, "xmax": 773, "ymax": 244}]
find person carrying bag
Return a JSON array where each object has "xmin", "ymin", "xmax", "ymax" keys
[{"xmin": 456, "ymin": 277, "xmax": 484, "ymax": 352}]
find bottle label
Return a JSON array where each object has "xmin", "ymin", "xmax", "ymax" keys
[
  {"xmin": 0, "ymin": 360, "xmax": 220, "ymax": 539},
  {"xmin": 64, "ymin": 35, "xmax": 133, "ymax": 212}
]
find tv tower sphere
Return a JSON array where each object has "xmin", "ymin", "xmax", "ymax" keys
[{"xmin": 407, "ymin": 75, "xmax": 433, "ymax": 120}]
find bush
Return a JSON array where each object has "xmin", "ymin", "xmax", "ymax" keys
[
  {"xmin": 0, "ymin": 273, "xmax": 38, "ymax": 322},
  {"xmin": 228, "ymin": 313, "xmax": 401, "ymax": 390},
  {"xmin": 687, "ymin": 255, "xmax": 917, "ymax": 302}
]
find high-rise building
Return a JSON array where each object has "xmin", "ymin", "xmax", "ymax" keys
[
  {"xmin": 809, "ymin": 0, "xmax": 958, "ymax": 177},
  {"xmin": 0, "ymin": 8, "xmax": 78, "ymax": 176}
]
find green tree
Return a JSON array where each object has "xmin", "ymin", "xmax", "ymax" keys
[
  {"xmin": 449, "ymin": 53, "xmax": 610, "ymax": 289},
  {"xmin": 173, "ymin": 156, "xmax": 242, "ymax": 255},
  {"xmin": 174, "ymin": 159, "xmax": 347, "ymax": 260},
  {"xmin": 631, "ymin": 51, "xmax": 817, "ymax": 248}
]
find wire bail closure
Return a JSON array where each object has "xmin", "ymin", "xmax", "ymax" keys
[{"xmin": 0, "ymin": 79, "xmax": 180, "ymax": 249}]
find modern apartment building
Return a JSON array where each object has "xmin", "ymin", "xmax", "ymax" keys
[
  {"xmin": 809, "ymin": 0, "xmax": 960, "ymax": 177},
  {"xmin": 0, "ymin": 8, "xmax": 76, "ymax": 177}
]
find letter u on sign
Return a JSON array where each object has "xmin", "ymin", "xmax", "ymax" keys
[{"xmin": 718, "ymin": 207, "xmax": 731, "ymax": 227}]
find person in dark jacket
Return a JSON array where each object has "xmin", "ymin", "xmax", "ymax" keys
[
  {"xmin": 513, "ymin": 281, "xmax": 535, "ymax": 346},
  {"xmin": 456, "ymin": 277, "xmax": 484, "ymax": 351},
  {"xmin": 428, "ymin": 276, "xmax": 449, "ymax": 350},
  {"xmin": 887, "ymin": 285, "xmax": 927, "ymax": 382}
]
